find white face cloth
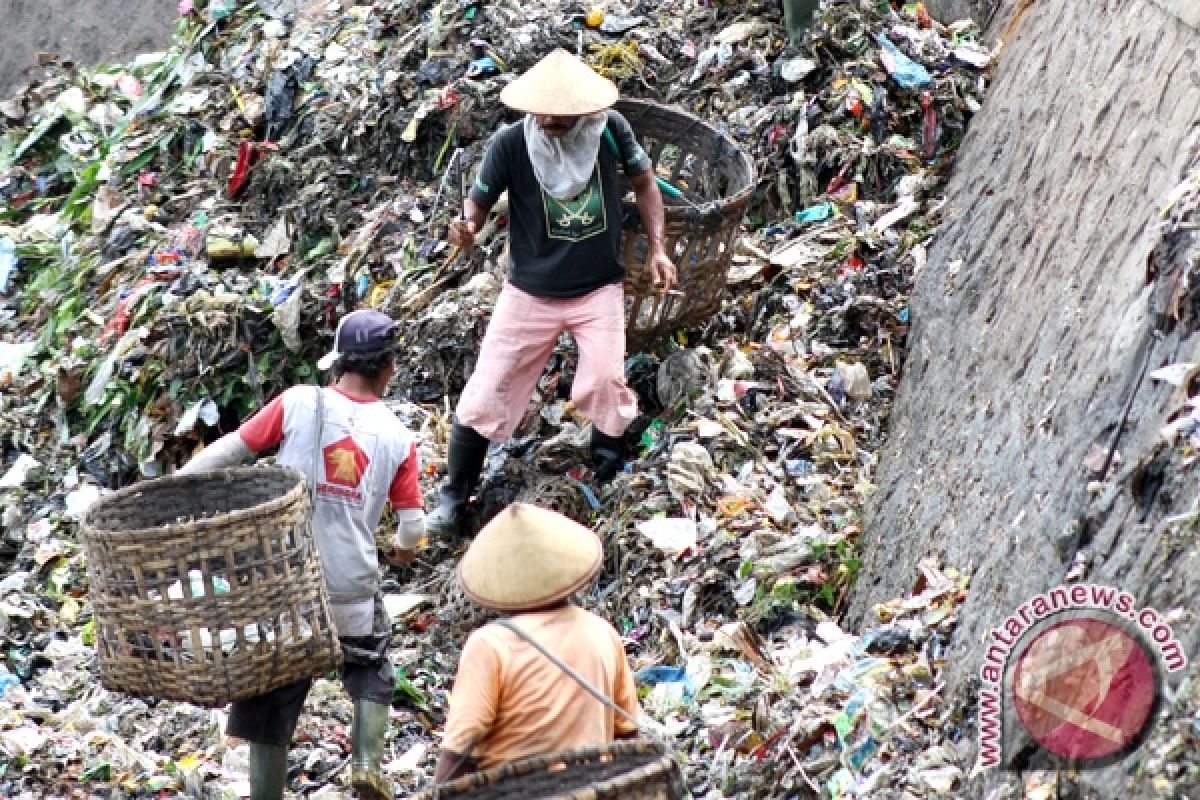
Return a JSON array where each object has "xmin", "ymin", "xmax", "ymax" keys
[{"xmin": 523, "ymin": 112, "xmax": 609, "ymax": 200}]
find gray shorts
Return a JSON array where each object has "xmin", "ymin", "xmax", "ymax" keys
[{"xmin": 226, "ymin": 594, "xmax": 396, "ymax": 746}]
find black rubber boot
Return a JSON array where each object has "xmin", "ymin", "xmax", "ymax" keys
[
  {"xmin": 426, "ymin": 421, "xmax": 490, "ymax": 536},
  {"xmin": 590, "ymin": 427, "xmax": 627, "ymax": 485}
]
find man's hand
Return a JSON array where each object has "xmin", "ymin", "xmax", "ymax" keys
[
  {"xmin": 649, "ymin": 248, "xmax": 677, "ymax": 293},
  {"xmin": 447, "ymin": 217, "xmax": 478, "ymax": 250}
]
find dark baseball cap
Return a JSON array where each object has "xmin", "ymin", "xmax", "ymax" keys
[{"xmin": 317, "ymin": 309, "xmax": 398, "ymax": 370}]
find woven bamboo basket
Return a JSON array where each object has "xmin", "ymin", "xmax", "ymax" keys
[
  {"xmin": 617, "ymin": 99, "xmax": 756, "ymax": 350},
  {"xmin": 81, "ymin": 466, "xmax": 342, "ymax": 708},
  {"xmin": 416, "ymin": 740, "xmax": 685, "ymax": 800}
]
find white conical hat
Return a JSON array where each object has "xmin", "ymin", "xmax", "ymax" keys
[
  {"xmin": 457, "ymin": 503, "xmax": 603, "ymax": 611},
  {"xmin": 499, "ymin": 49, "xmax": 619, "ymax": 116}
]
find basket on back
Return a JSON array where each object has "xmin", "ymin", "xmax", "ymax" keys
[
  {"xmin": 81, "ymin": 466, "xmax": 341, "ymax": 708},
  {"xmin": 415, "ymin": 739, "xmax": 685, "ymax": 800},
  {"xmin": 617, "ymin": 98, "xmax": 756, "ymax": 350}
]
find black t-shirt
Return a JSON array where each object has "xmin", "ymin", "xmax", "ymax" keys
[{"xmin": 469, "ymin": 110, "xmax": 653, "ymax": 298}]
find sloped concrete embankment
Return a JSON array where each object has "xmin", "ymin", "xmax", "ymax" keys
[
  {"xmin": 0, "ymin": 0, "xmax": 174, "ymax": 98},
  {"xmin": 852, "ymin": 0, "xmax": 1199, "ymax": 794}
]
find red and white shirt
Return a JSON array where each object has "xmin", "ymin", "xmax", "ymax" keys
[{"xmin": 239, "ymin": 385, "xmax": 420, "ymax": 636}]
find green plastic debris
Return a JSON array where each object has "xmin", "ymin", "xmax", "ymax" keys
[{"xmin": 393, "ymin": 667, "xmax": 429, "ymax": 709}]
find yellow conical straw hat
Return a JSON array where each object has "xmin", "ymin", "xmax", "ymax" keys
[
  {"xmin": 457, "ymin": 503, "xmax": 603, "ymax": 611},
  {"xmin": 499, "ymin": 49, "xmax": 619, "ymax": 116}
]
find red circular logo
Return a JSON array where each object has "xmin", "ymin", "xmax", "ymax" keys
[{"xmin": 1012, "ymin": 617, "xmax": 1157, "ymax": 761}]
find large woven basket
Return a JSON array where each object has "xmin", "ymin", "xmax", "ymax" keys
[
  {"xmin": 81, "ymin": 466, "xmax": 342, "ymax": 708},
  {"xmin": 416, "ymin": 740, "xmax": 685, "ymax": 800},
  {"xmin": 617, "ymin": 99, "xmax": 756, "ymax": 350}
]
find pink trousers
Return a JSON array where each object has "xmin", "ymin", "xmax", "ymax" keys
[{"xmin": 456, "ymin": 282, "xmax": 638, "ymax": 442}]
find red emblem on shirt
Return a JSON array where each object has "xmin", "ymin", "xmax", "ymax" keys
[{"xmin": 323, "ymin": 436, "xmax": 370, "ymax": 487}]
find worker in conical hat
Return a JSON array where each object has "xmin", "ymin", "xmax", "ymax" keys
[
  {"xmin": 428, "ymin": 49, "xmax": 677, "ymax": 537},
  {"xmin": 434, "ymin": 503, "xmax": 641, "ymax": 781}
]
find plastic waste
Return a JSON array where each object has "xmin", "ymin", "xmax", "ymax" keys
[
  {"xmin": 0, "ymin": 237, "xmax": 16, "ymax": 293},
  {"xmin": 875, "ymin": 34, "xmax": 933, "ymax": 89},
  {"xmin": 0, "ymin": 669, "xmax": 20, "ymax": 697},
  {"xmin": 795, "ymin": 202, "xmax": 835, "ymax": 223},
  {"xmin": 0, "ymin": 454, "xmax": 39, "ymax": 489}
]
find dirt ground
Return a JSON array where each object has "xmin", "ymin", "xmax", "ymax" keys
[{"xmin": 0, "ymin": 0, "xmax": 175, "ymax": 98}]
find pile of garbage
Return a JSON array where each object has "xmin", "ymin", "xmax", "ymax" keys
[{"xmin": 0, "ymin": 0, "xmax": 995, "ymax": 796}]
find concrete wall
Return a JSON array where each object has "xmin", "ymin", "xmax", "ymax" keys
[
  {"xmin": 851, "ymin": 0, "xmax": 1200, "ymax": 792},
  {"xmin": 925, "ymin": 0, "xmax": 1008, "ymax": 32},
  {"xmin": 0, "ymin": 0, "xmax": 174, "ymax": 97}
]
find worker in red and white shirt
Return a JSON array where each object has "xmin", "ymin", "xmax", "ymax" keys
[{"xmin": 180, "ymin": 309, "xmax": 422, "ymax": 800}]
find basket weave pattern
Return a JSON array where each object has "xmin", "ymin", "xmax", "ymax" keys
[
  {"xmin": 81, "ymin": 466, "xmax": 342, "ymax": 708},
  {"xmin": 416, "ymin": 740, "xmax": 685, "ymax": 800},
  {"xmin": 617, "ymin": 99, "xmax": 756, "ymax": 350}
]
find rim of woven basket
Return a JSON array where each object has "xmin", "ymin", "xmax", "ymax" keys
[
  {"xmin": 81, "ymin": 466, "xmax": 309, "ymax": 539},
  {"xmin": 614, "ymin": 98, "xmax": 757, "ymax": 224},
  {"xmin": 433, "ymin": 739, "xmax": 673, "ymax": 796}
]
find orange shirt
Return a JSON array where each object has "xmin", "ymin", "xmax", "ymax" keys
[{"xmin": 440, "ymin": 605, "xmax": 640, "ymax": 769}]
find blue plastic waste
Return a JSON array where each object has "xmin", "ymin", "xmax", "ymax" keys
[
  {"xmin": 0, "ymin": 670, "xmax": 20, "ymax": 696},
  {"xmin": 795, "ymin": 202, "xmax": 835, "ymax": 223},
  {"xmin": 636, "ymin": 665, "xmax": 688, "ymax": 686},
  {"xmin": 875, "ymin": 35, "xmax": 933, "ymax": 90},
  {"xmin": 467, "ymin": 56, "xmax": 501, "ymax": 78},
  {"xmin": 635, "ymin": 664, "xmax": 701, "ymax": 696}
]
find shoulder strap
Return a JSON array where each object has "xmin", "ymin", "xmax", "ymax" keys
[
  {"xmin": 601, "ymin": 113, "xmax": 629, "ymax": 170},
  {"xmin": 310, "ymin": 386, "xmax": 324, "ymax": 508}
]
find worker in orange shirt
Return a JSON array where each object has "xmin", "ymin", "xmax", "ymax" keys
[{"xmin": 433, "ymin": 503, "xmax": 640, "ymax": 781}]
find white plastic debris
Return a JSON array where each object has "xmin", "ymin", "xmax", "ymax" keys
[
  {"xmin": 0, "ymin": 454, "xmax": 39, "ymax": 489},
  {"xmin": 763, "ymin": 485, "xmax": 794, "ymax": 525},
  {"xmin": 65, "ymin": 484, "xmax": 107, "ymax": 520},
  {"xmin": 173, "ymin": 398, "xmax": 221, "ymax": 436},
  {"xmin": 780, "ymin": 56, "xmax": 818, "ymax": 82},
  {"xmin": 1149, "ymin": 362, "xmax": 1198, "ymax": 386},
  {"xmin": 636, "ymin": 517, "xmax": 700, "ymax": 555},
  {"xmin": 836, "ymin": 361, "xmax": 873, "ymax": 401},
  {"xmin": 0, "ymin": 341, "xmax": 37, "ymax": 382},
  {"xmin": 667, "ymin": 441, "xmax": 716, "ymax": 498}
]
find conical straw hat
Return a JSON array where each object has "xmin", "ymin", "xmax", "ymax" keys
[
  {"xmin": 499, "ymin": 49, "xmax": 619, "ymax": 116},
  {"xmin": 458, "ymin": 503, "xmax": 603, "ymax": 611}
]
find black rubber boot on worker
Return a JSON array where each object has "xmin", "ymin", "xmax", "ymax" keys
[
  {"xmin": 590, "ymin": 427, "xmax": 627, "ymax": 485},
  {"xmin": 248, "ymin": 743, "xmax": 288, "ymax": 800},
  {"xmin": 426, "ymin": 421, "xmax": 490, "ymax": 537},
  {"xmin": 351, "ymin": 699, "xmax": 393, "ymax": 800}
]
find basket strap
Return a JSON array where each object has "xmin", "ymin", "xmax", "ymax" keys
[
  {"xmin": 495, "ymin": 619, "xmax": 662, "ymax": 744},
  {"xmin": 311, "ymin": 385, "xmax": 324, "ymax": 508}
]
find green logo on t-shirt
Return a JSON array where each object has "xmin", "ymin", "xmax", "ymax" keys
[{"xmin": 542, "ymin": 166, "xmax": 607, "ymax": 242}]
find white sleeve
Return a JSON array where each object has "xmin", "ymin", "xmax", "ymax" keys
[
  {"xmin": 178, "ymin": 432, "xmax": 253, "ymax": 475},
  {"xmin": 391, "ymin": 507, "xmax": 427, "ymax": 549}
]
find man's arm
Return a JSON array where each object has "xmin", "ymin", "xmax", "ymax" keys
[
  {"xmin": 177, "ymin": 431, "xmax": 253, "ymax": 474},
  {"xmin": 384, "ymin": 441, "xmax": 426, "ymax": 566},
  {"xmin": 448, "ymin": 130, "xmax": 509, "ymax": 250},
  {"xmin": 179, "ymin": 391, "xmax": 288, "ymax": 474},
  {"xmin": 630, "ymin": 170, "xmax": 677, "ymax": 293},
  {"xmin": 437, "ymin": 631, "xmax": 500, "ymax": 780},
  {"xmin": 611, "ymin": 624, "xmax": 643, "ymax": 740}
]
